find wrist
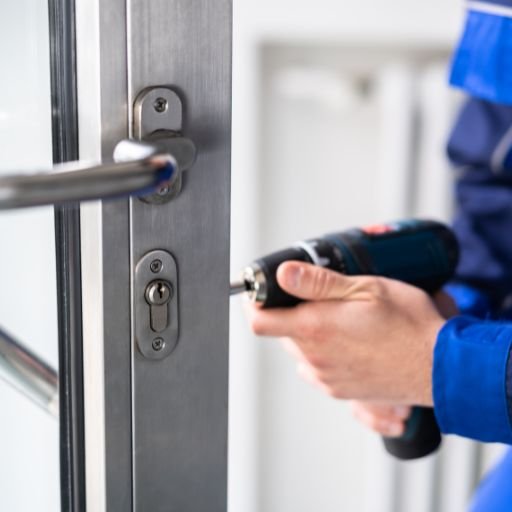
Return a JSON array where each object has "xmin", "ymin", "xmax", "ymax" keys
[{"xmin": 416, "ymin": 316, "xmax": 445, "ymax": 407}]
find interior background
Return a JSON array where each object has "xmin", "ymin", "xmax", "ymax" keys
[{"xmin": 229, "ymin": 1, "xmax": 507, "ymax": 511}]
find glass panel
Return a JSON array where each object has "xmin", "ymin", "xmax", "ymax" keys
[{"xmin": 0, "ymin": 2, "xmax": 60, "ymax": 510}]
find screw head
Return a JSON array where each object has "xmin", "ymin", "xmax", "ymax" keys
[
  {"xmin": 152, "ymin": 337, "xmax": 165, "ymax": 351},
  {"xmin": 158, "ymin": 185, "xmax": 170, "ymax": 196},
  {"xmin": 153, "ymin": 97, "xmax": 168, "ymax": 113},
  {"xmin": 150, "ymin": 259, "xmax": 163, "ymax": 273}
]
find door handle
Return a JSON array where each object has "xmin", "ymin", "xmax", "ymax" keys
[
  {"xmin": 0, "ymin": 137, "xmax": 197, "ymax": 210},
  {"xmin": 0, "ymin": 326, "xmax": 58, "ymax": 417}
]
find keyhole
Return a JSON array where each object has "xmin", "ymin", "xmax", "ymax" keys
[{"xmin": 145, "ymin": 280, "xmax": 173, "ymax": 307}]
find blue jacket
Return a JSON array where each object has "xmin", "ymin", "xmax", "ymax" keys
[
  {"xmin": 434, "ymin": 0, "xmax": 512, "ymax": 509},
  {"xmin": 435, "ymin": 98, "xmax": 512, "ymax": 444}
]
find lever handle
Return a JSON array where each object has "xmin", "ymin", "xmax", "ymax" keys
[
  {"xmin": 0, "ymin": 327, "xmax": 58, "ymax": 417},
  {"xmin": 0, "ymin": 138, "xmax": 196, "ymax": 210}
]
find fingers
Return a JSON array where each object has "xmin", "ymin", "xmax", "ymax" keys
[
  {"xmin": 293, "ymin": 360, "xmax": 414, "ymax": 437},
  {"xmin": 351, "ymin": 402, "xmax": 412, "ymax": 437},
  {"xmin": 248, "ymin": 262, "xmax": 384, "ymax": 338},
  {"xmin": 247, "ymin": 305, "xmax": 307, "ymax": 338},
  {"xmin": 276, "ymin": 261, "xmax": 363, "ymax": 302},
  {"xmin": 247, "ymin": 298, "xmax": 343, "ymax": 339}
]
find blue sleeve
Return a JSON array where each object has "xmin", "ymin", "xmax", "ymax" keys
[
  {"xmin": 444, "ymin": 282, "xmax": 492, "ymax": 318},
  {"xmin": 509, "ymin": 353, "xmax": 512, "ymax": 426},
  {"xmin": 448, "ymin": 99, "xmax": 512, "ymax": 304},
  {"xmin": 433, "ymin": 316, "xmax": 512, "ymax": 443},
  {"xmin": 469, "ymin": 449, "xmax": 512, "ymax": 511},
  {"xmin": 435, "ymin": 97, "xmax": 512, "ymax": 442}
]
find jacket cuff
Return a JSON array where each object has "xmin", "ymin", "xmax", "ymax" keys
[
  {"xmin": 508, "ymin": 349, "xmax": 512, "ymax": 429},
  {"xmin": 444, "ymin": 283, "xmax": 492, "ymax": 318},
  {"xmin": 433, "ymin": 316, "xmax": 512, "ymax": 443}
]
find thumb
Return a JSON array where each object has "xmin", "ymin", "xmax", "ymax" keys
[{"xmin": 276, "ymin": 261, "xmax": 356, "ymax": 301}]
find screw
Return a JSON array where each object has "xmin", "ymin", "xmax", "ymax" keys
[
  {"xmin": 150, "ymin": 259, "xmax": 163, "ymax": 273},
  {"xmin": 158, "ymin": 185, "xmax": 170, "ymax": 196},
  {"xmin": 153, "ymin": 97, "xmax": 168, "ymax": 113},
  {"xmin": 152, "ymin": 337, "xmax": 165, "ymax": 352}
]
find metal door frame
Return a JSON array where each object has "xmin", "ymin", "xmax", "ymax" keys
[
  {"xmin": 76, "ymin": 1, "xmax": 232, "ymax": 510},
  {"xmin": 48, "ymin": 0, "xmax": 86, "ymax": 509}
]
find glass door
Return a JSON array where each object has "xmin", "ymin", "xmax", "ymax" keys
[
  {"xmin": 0, "ymin": 0, "xmax": 232, "ymax": 510},
  {"xmin": 0, "ymin": 2, "xmax": 60, "ymax": 511}
]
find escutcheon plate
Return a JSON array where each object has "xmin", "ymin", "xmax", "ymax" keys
[{"xmin": 134, "ymin": 249, "xmax": 179, "ymax": 360}]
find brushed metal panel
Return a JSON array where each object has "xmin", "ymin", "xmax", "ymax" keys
[
  {"xmin": 129, "ymin": 1, "xmax": 232, "ymax": 511},
  {"xmin": 78, "ymin": 0, "xmax": 133, "ymax": 509}
]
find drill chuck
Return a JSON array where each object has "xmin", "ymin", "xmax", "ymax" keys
[
  {"xmin": 231, "ymin": 219, "xmax": 460, "ymax": 461},
  {"xmin": 230, "ymin": 265, "xmax": 267, "ymax": 300}
]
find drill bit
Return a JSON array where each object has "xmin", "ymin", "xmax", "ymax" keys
[{"xmin": 230, "ymin": 280, "xmax": 249, "ymax": 296}]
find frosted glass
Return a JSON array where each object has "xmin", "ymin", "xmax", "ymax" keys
[{"xmin": 0, "ymin": 2, "xmax": 60, "ymax": 511}]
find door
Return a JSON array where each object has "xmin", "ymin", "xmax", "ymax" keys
[{"xmin": 0, "ymin": 1, "xmax": 232, "ymax": 510}]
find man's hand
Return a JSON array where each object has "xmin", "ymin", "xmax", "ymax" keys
[
  {"xmin": 247, "ymin": 261, "xmax": 447, "ymax": 405},
  {"xmin": 348, "ymin": 291, "xmax": 457, "ymax": 436},
  {"xmin": 350, "ymin": 402, "xmax": 412, "ymax": 437}
]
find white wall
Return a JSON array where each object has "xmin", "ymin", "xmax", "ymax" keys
[{"xmin": 0, "ymin": 2, "xmax": 60, "ymax": 510}]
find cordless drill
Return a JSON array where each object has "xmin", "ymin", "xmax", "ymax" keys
[{"xmin": 230, "ymin": 219, "xmax": 459, "ymax": 460}]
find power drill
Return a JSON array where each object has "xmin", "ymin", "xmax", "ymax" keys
[{"xmin": 230, "ymin": 219, "xmax": 459, "ymax": 460}]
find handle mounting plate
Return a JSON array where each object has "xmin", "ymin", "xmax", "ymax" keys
[
  {"xmin": 134, "ymin": 86, "xmax": 183, "ymax": 139},
  {"xmin": 134, "ymin": 86, "xmax": 187, "ymax": 204}
]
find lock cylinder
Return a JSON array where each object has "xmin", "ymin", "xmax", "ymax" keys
[{"xmin": 145, "ymin": 280, "xmax": 173, "ymax": 333}]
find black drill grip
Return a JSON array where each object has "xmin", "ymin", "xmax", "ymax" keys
[{"xmin": 383, "ymin": 406, "xmax": 441, "ymax": 460}]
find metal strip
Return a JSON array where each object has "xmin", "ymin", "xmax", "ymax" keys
[
  {"xmin": 47, "ymin": 0, "xmax": 86, "ymax": 509},
  {"xmin": 76, "ymin": 0, "xmax": 107, "ymax": 509},
  {"xmin": 54, "ymin": 205, "xmax": 85, "ymax": 511},
  {"xmin": 78, "ymin": 0, "xmax": 135, "ymax": 509},
  {"xmin": 80, "ymin": 202, "xmax": 106, "ymax": 512},
  {"xmin": 129, "ymin": 1, "xmax": 232, "ymax": 509}
]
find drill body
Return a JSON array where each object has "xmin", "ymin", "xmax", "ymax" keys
[{"xmin": 242, "ymin": 220, "xmax": 458, "ymax": 310}]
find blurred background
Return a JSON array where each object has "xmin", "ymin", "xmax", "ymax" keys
[{"xmin": 229, "ymin": 1, "xmax": 507, "ymax": 511}]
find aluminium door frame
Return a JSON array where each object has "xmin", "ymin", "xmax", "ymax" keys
[
  {"xmin": 76, "ymin": 1, "xmax": 232, "ymax": 510},
  {"xmin": 48, "ymin": 0, "xmax": 85, "ymax": 509}
]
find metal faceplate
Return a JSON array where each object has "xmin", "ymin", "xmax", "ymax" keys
[
  {"xmin": 133, "ymin": 87, "xmax": 183, "ymax": 139},
  {"xmin": 128, "ymin": 2, "xmax": 231, "ymax": 510},
  {"xmin": 133, "ymin": 86, "xmax": 194, "ymax": 204}
]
